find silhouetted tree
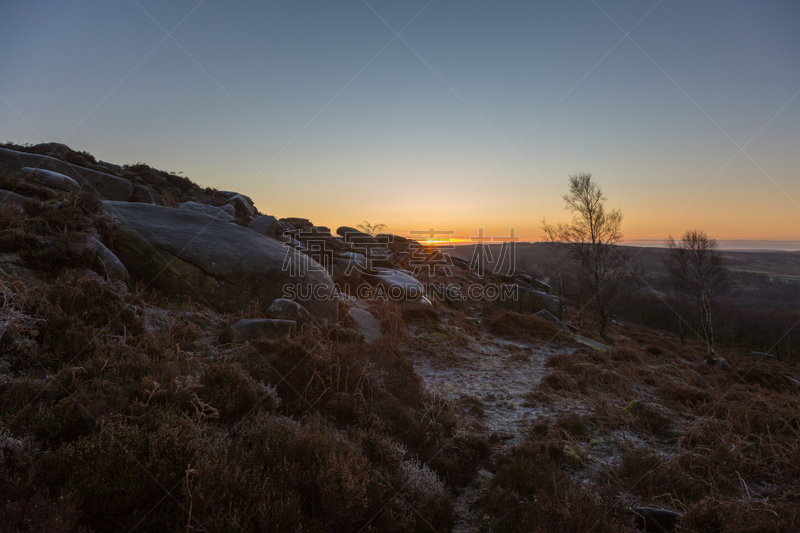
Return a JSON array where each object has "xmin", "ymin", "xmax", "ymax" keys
[
  {"xmin": 357, "ymin": 221, "xmax": 387, "ymax": 235},
  {"xmin": 543, "ymin": 173, "xmax": 634, "ymax": 338},
  {"xmin": 664, "ymin": 230, "xmax": 729, "ymax": 355}
]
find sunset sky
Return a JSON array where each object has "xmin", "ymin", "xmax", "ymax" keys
[{"xmin": 2, "ymin": 1, "xmax": 799, "ymax": 249}]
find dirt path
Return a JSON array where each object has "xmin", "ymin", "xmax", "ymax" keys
[{"xmin": 408, "ymin": 333, "xmax": 576, "ymax": 532}]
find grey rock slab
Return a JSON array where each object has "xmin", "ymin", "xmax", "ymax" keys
[
  {"xmin": 103, "ymin": 201, "xmax": 338, "ymax": 323},
  {"xmin": 21, "ymin": 167, "xmax": 80, "ymax": 193},
  {"xmin": 348, "ymin": 308, "xmax": 383, "ymax": 343},
  {"xmin": 228, "ymin": 318, "xmax": 296, "ymax": 342},
  {"xmin": 179, "ymin": 201, "xmax": 235, "ymax": 222}
]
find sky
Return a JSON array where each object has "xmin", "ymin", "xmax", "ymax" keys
[{"xmin": 2, "ymin": 1, "xmax": 799, "ymax": 249}]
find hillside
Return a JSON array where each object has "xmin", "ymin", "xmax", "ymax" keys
[{"xmin": 2, "ymin": 143, "xmax": 800, "ymax": 532}]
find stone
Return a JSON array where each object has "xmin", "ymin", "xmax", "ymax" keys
[
  {"xmin": 21, "ymin": 167, "xmax": 80, "ymax": 193},
  {"xmin": 227, "ymin": 318, "xmax": 296, "ymax": 342},
  {"xmin": 103, "ymin": 201, "xmax": 338, "ymax": 323},
  {"xmin": 178, "ymin": 201, "xmax": 235, "ymax": 222},
  {"xmin": 372, "ymin": 268, "xmax": 425, "ymax": 301},
  {"xmin": 265, "ymin": 298, "xmax": 319, "ymax": 329},
  {"xmin": 534, "ymin": 279, "xmax": 551, "ymax": 293},
  {"xmin": 348, "ymin": 308, "xmax": 383, "ymax": 343},
  {"xmin": 0, "ymin": 189, "xmax": 33, "ymax": 209},
  {"xmin": 629, "ymin": 507, "xmax": 681, "ymax": 533},
  {"xmin": 88, "ymin": 237, "xmax": 129, "ymax": 281},
  {"xmin": 130, "ymin": 182, "xmax": 166, "ymax": 205},
  {"xmin": 227, "ymin": 193, "xmax": 256, "ymax": 217},
  {"xmin": 248, "ymin": 215, "xmax": 282, "ymax": 238}
]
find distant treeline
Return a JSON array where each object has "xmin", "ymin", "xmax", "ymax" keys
[{"xmin": 616, "ymin": 289, "xmax": 800, "ymax": 362}]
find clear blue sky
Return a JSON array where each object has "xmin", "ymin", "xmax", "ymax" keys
[{"xmin": 2, "ymin": 1, "xmax": 799, "ymax": 248}]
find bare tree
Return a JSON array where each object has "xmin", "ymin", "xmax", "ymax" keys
[
  {"xmin": 542, "ymin": 173, "xmax": 633, "ymax": 338},
  {"xmin": 357, "ymin": 221, "xmax": 387, "ymax": 235},
  {"xmin": 663, "ymin": 230, "xmax": 728, "ymax": 355},
  {"xmin": 541, "ymin": 219, "xmax": 570, "ymax": 320}
]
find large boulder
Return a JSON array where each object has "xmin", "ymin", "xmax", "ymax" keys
[
  {"xmin": 103, "ymin": 201, "xmax": 338, "ymax": 323},
  {"xmin": 0, "ymin": 147, "xmax": 163, "ymax": 204}
]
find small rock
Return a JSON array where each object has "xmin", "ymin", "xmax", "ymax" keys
[{"xmin": 348, "ymin": 308, "xmax": 383, "ymax": 343}]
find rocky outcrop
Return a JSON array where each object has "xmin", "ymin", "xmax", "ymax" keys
[
  {"xmin": 0, "ymin": 147, "xmax": 162, "ymax": 204},
  {"xmin": 103, "ymin": 201, "xmax": 338, "ymax": 323}
]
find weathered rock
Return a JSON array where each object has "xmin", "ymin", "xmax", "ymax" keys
[
  {"xmin": 373, "ymin": 268, "xmax": 425, "ymax": 301},
  {"xmin": 21, "ymin": 167, "xmax": 80, "ymax": 193},
  {"xmin": 227, "ymin": 193, "xmax": 256, "ymax": 217},
  {"xmin": 0, "ymin": 147, "xmax": 136, "ymax": 201},
  {"xmin": 629, "ymin": 507, "xmax": 681, "ymax": 533},
  {"xmin": 103, "ymin": 201, "xmax": 338, "ymax": 323},
  {"xmin": 88, "ymin": 237, "xmax": 129, "ymax": 281},
  {"xmin": 348, "ymin": 308, "xmax": 383, "ymax": 343},
  {"xmin": 0, "ymin": 189, "xmax": 33, "ymax": 208},
  {"xmin": 265, "ymin": 299, "xmax": 319, "ymax": 329},
  {"xmin": 178, "ymin": 201, "xmax": 235, "ymax": 222},
  {"xmin": 248, "ymin": 215, "xmax": 282, "ymax": 238},
  {"xmin": 227, "ymin": 318, "xmax": 296, "ymax": 342},
  {"xmin": 130, "ymin": 183, "xmax": 166, "ymax": 205}
]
